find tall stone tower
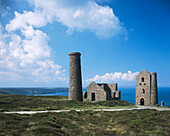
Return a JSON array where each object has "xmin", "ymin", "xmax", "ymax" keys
[
  {"xmin": 136, "ymin": 70, "xmax": 158, "ymax": 106},
  {"xmin": 69, "ymin": 52, "xmax": 83, "ymax": 101},
  {"xmin": 150, "ymin": 72, "xmax": 158, "ymax": 105}
]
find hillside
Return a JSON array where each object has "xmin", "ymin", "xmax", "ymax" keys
[
  {"xmin": 0, "ymin": 95, "xmax": 134, "ymax": 112},
  {"xmin": 0, "ymin": 95, "xmax": 169, "ymax": 136},
  {"xmin": 0, "ymin": 110, "xmax": 170, "ymax": 136}
]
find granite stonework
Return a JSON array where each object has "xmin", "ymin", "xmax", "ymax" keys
[
  {"xmin": 136, "ymin": 70, "xmax": 158, "ymax": 106},
  {"xmin": 84, "ymin": 82, "xmax": 121, "ymax": 101},
  {"xmin": 68, "ymin": 52, "xmax": 83, "ymax": 101}
]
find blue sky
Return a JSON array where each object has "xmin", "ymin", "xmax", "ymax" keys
[{"xmin": 0, "ymin": 0, "xmax": 170, "ymax": 87}]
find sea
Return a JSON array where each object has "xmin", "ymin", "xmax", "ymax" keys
[{"xmin": 0, "ymin": 87, "xmax": 169, "ymax": 107}]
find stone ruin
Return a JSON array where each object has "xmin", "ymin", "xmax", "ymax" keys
[
  {"xmin": 136, "ymin": 69, "xmax": 158, "ymax": 106},
  {"xmin": 68, "ymin": 52, "xmax": 121, "ymax": 102},
  {"xmin": 67, "ymin": 52, "xmax": 160, "ymax": 106},
  {"xmin": 83, "ymin": 81, "xmax": 121, "ymax": 102}
]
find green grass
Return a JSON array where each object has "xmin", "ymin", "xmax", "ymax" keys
[
  {"xmin": 0, "ymin": 95, "xmax": 169, "ymax": 135},
  {"xmin": 0, "ymin": 94, "xmax": 135, "ymax": 112},
  {"xmin": 0, "ymin": 110, "xmax": 169, "ymax": 136}
]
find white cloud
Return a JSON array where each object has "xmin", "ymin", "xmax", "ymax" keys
[
  {"xmin": 6, "ymin": 0, "xmax": 125, "ymax": 38},
  {"xmin": 85, "ymin": 71, "xmax": 139, "ymax": 82},
  {"xmin": 6, "ymin": 11, "xmax": 48, "ymax": 32},
  {"xmin": 0, "ymin": 24, "xmax": 66, "ymax": 83}
]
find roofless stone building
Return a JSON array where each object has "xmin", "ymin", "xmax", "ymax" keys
[
  {"xmin": 136, "ymin": 70, "xmax": 158, "ymax": 106},
  {"xmin": 68, "ymin": 52, "xmax": 83, "ymax": 101},
  {"xmin": 84, "ymin": 82, "xmax": 121, "ymax": 101}
]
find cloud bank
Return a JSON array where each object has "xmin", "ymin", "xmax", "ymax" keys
[
  {"xmin": 0, "ymin": 24, "xmax": 66, "ymax": 83},
  {"xmin": 85, "ymin": 71, "xmax": 139, "ymax": 83},
  {"xmin": 7, "ymin": 0, "xmax": 125, "ymax": 38}
]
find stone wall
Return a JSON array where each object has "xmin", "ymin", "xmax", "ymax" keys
[
  {"xmin": 97, "ymin": 83, "xmax": 111, "ymax": 100},
  {"xmin": 136, "ymin": 70, "xmax": 158, "ymax": 106},
  {"xmin": 87, "ymin": 82, "xmax": 107, "ymax": 101},
  {"xmin": 136, "ymin": 70, "xmax": 151, "ymax": 105},
  {"xmin": 108, "ymin": 83, "xmax": 117, "ymax": 91},
  {"xmin": 85, "ymin": 82, "xmax": 121, "ymax": 101},
  {"xmin": 112, "ymin": 91, "xmax": 121, "ymax": 100},
  {"xmin": 151, "ymin": 73, "xmax": 158, "ymax": 106}
]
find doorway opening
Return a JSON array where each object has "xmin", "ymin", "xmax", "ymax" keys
[
  {"xmin": 140, "ymin": 98, "xmax": 144, "ymax": 105},
  {"xmin": 91, "ymin": 93, "xmax": 95, "ymax": 101}
]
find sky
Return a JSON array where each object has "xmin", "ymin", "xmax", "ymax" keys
[{"xmin": 0, "ymin": 0, "xmax": 170, "ymax": 87}]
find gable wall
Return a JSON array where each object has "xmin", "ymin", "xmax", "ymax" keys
[
  {"xmin": 108, "ymin": 83, "xmax": 117, "ymax": 91},
  {"xmin": 136, "ymin": 71, "xmax": 151, "ymax": 105},
  {"xmin": 87, "ymin": 83, "xmax": 106, "ymax": 101}
]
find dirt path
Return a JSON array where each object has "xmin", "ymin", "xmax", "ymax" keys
[{"xmin": 3, "ymin": 106, "xmax": 170, "ymax": 114}]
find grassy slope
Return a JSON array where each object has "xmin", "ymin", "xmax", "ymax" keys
[
  {"xmin": 0, "ymin": 95, "xmax": 169, "ymax": 136},
  {"xmin": 0, "ymin": 94, "xmax": 134, "ymax": 112},
  {"xmin": 0, "ymin": 110, "xmax": 170, "ymax": 136}
]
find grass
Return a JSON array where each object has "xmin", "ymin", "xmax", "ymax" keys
[
  {"xmin": 0, "ymin": 110, "xmax": 169, "ymax": 136},
  {"xmin": 0, "ymin": 94, "xmax": 169, "ymax": 135},
  {"xmin": 0, "ymin": 94, "xmax": 135, "ymax": 112}
]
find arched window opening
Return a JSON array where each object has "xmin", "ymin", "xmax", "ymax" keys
[
  {"xmin": 141, "ymin": 77, "xmax": 144, "ymax": 82},
  {"xmin": 143, "ymin": 89, "xmax": 145, "ymax": 94}
]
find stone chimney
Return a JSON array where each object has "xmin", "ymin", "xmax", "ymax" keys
[{"xmin": 68, "ymin": 52, "xmax": 82, "ymax": 101}]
